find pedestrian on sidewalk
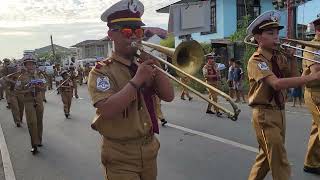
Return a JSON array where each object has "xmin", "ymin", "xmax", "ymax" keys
[{"xmin": 233, "ymin": 60, "xmax": 246, "ymax": 103}]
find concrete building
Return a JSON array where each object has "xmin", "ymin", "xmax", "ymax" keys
[{"xmin": 71, "ymin": 37, "xmax": 113, "ymax": 60}]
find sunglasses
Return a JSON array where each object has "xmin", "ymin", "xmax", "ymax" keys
[{"xmin": 111, "ymin": 27, "xmax": 144, "ymax": 38}]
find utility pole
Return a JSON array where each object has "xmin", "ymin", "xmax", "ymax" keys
[{"xmin": 50, "ymin": 35, "xmax": 57, "ymax": 64}]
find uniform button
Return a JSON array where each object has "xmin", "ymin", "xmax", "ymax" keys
[{"xmin": 144, "ymin": 123, "xmax": 147, "ymax": 126}]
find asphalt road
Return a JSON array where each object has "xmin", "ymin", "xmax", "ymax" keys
[{"xmin": 0, "ymin": 85, "xmax": 319, "ymax": 180}]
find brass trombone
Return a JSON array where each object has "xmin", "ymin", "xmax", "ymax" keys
[
  {"xmin": 244, "ymin": 35, "xmax": 320, "ymax": 64},
  {"xmin": 132, "ymin": 41, "xmax": 241, "ymax": 121}
]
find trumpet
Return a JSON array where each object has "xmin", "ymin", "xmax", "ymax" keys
[
  {"xmin": 244, "ymin": 35, "xmax": 320, "ymax": 63},
  {"xmin": 131, "ymin": 41, "xmax": 241, "ymax": 121}
]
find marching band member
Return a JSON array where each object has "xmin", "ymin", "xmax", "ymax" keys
[
  {"xmin": 246, "ymin": 11, "xmax": 320, "ymax": 180},
  {"xmin": 87, "ymin": 0, "xmax": 174, "ymax": 179},
  {"xmin": 203, "ymin": 54, "xmax": 222, "ymax": 116},
  {"xmin": 16, "ymin": 55, "xmax": 46, "ymax": 154},
  {"xmin": 3, "ymin": 67, "xmax": 25, "ymax": 127},
  {"xmin": 302, "ymin": 17, "xmax": 320, "ymax": 175},
  {"xmin": 59, "ymin": 70, "xmax": 74, "ymax": 119},
  {"xmin": 69, "ymin": 64, "xmax": 79, "ymax": 99}
]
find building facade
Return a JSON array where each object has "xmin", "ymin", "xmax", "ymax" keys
[
  {"xmin": 71, "ymin": 37, "xmax": 113, "ymax": 60},
  {"xmin": 158, "ymin": 0, "xmax": 287, "ymax": 47}
]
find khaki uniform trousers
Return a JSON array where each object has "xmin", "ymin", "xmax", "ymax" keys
[
  {"xmin": 102, "ymin": 136, "xmax": 160, "ymax": 180},
  {"xmin": 248, "ymin": 108, "xmax": 291, "ymax": 180},
  {"xmin": 9, "ymin": 93, "xmax": 24, "ymax": 124},
  {"xmin": 73, "ymin": 79, "xmax": 78, "ymax": 97},
  {"xmin": 47, "ymin": 76, "xmax": 53, "ymax": 90},
  {"xmin": 207, "ymin": 81, "xmax": 219, "ymax": 112},
  {"xmin": 61, "ymin": 90, "xmax": 73, "ymax": 114},
  {"xmin": 304, "ymin": 90, "xmax": 320, "ymax": 168},
  {"xmin": 24, "ymin": 95, "xmax": 44, "ymax": 146},
  {"xmin": 5, "ymin": 88, "xmax": 10, "ymax": 105},
  {"xmin": 0, "ymin": 86, "xmax": 4, "ymax": 99}
]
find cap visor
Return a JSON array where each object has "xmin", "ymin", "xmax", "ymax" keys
[{"xmin": 108, "ymin": 21, "xmax": 145, "ymax": 28}]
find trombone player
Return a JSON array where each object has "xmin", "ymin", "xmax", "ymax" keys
[
  {"xmin": 246, "ymin": 11, "xmax": 320, "ymax": 180},
  {"xmin": 302, "ymin": 17, "xmax": 320, "ymax": 175},
  {"xmin": 87, "ymin": 0, "xmax": 174, "ymax": 179}
]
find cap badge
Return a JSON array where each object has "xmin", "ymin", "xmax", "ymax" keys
[
  {"xmin": 270, "ymin": 12, "xmax": 278, "ymax": 22},
  {"xmin": 128, "ymin": 0, "xmax": 138, "ymax": 13}
]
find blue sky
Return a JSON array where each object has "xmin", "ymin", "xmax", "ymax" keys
[{"xmin": 297, "ymin": 0, "xmax": 320, "ymax": 25}]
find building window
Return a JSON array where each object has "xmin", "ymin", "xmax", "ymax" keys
[
  {"xmin": 237, "ymin": 0, "xmax": 260, "ymax": 28},
  {"xmin": 85, "ymin": 46, "xmax": 90, "ymax": 58},
  {"xmin": 97, "ymin": 45, "xmax": 105, "ymax": 57},
  {"xmin": 201, "ymin": 0, "xmax": 216, "ymax": 35}
]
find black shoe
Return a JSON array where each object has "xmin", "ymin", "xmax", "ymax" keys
[
  {"xmin": 75, "ymin": 95, "xmax": 79, "ymax": 99},
  {"xmin": 16, "ymin": 123, "xmax": 21, "ymax": 127},
  {"xmin": 160, "ymin": 119, "xmax": 168, "ymax": 127},
  {"xmin": 31, "ymin": 146, "xmax": 39, "ymax": 155},
  {"xmin": 6, "ymin": 105, "xmax": 10, "ymax": 109},
  {"xmin": 188, "ymin": 97, "xmax": 193, "ymax": 101},
  {"xmin": 181, "ymin": 97, "xmax": 186, "ymax": 100},
  {"xmin": 206, "ymin": 110, "xmax": 215, "ymax": 114},
  {"xmin": 304, "ymin": 166, "xmax": 320, "ymax": 175},
  {"xmin": 38, "ymin": 144, "xmax": 43, "ymax": 147},
  {"xmin": 65, "ymin": 114, "xmax": 71, "ymax": 119},
  {"xmin": 216, "ymin": 112, "xmax": 223, "ymax": 117},
  {"xmin": 43, "ymin": 99, "xmax": 47, "ymax": 103}
]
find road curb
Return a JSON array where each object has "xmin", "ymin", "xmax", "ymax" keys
[{"xmin": 0, "ymin": 120, "xmax": 16, "ymax": 180}]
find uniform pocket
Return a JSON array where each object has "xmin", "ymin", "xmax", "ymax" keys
[{"xmin": 252, "ymin": 108, "xmax": 266, "ymax": 124}]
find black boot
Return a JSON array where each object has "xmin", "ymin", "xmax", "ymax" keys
[
  {"xmin": 65, "ymin": 113, "xmax": 71, "ymax": 119},
  {"xmin": 216, "ymin": 112, "xmax": 223, "ymax": 117},
  {"xmin": 206, "ymin": 110, "xmax": 215, "ymax": 114},
  {"xmin": 31, "ymin": 146, "xmax": 39, "ymax": 155},
  {"xmin": 304, "ymin": 166, "xmax": 320, "ymax": 175},
  {"xmin": 160, "ymin": 119, "xmax": 168, "ymax": 127},
  {"xmin": 16, "ymin": 123, "xmax": 21, "ymax": 127}
]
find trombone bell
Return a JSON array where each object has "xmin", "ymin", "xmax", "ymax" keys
[{"xmin": 173, "ymin": 41, "xmax": 204, "ymax": 76}]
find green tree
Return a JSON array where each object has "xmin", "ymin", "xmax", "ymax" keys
[
  {"xmin": 160, "ymin": 34, "xmax": 175, "ymax": 48},
  {"xmin": 229, "ymin": 15, "xmax": 256, "ymax": 92}
]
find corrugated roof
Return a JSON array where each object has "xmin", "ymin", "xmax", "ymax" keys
[{"xmin": 156, "ymin": 0, "xmax": 200, "ymax": 13}]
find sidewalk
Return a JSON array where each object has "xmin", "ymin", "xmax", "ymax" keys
[{"xmin": 0, "ymin": 151, "xmax": 5, "ymax": 180}]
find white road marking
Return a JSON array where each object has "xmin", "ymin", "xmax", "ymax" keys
[
  {"xmin": 0, "ymin": 122, "xmax": 16, "ymax": 180},
  {"xmin": 168, "ymin": 123, "xmax": 259, "ymax": 153}
]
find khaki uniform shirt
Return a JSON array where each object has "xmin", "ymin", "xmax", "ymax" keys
[
  {"xmin": 88, "ymin": 53, "xmax": 153, "ymax": 141},
  {"xmin": 16, "ymin": 71, "xmax": 45, "ymax": 103},
  {"xmin": 247, "ymin": 47, "xmax": 291, "ymax": 108},
  {"xmin": 303, "ymin": 35, "xmax": 320, "ymax": 90},
  {"xmin": 202, "ymin": 63, "xmax": 219, "ymax": 85}
]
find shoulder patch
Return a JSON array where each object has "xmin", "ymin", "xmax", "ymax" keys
[
  {"xmin": 257, "ymin": 62, "xmax": 269, "ymax": 71},
  {"xmin": 96, "ymin": 76, "xmax": 110, "ymax": 92}
]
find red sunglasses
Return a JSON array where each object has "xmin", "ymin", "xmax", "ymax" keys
[{"xmin": 112, "ymin": 28, "xmax": 144, "ymax": 38}]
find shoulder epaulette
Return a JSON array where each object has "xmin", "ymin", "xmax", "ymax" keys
[{"xmin": 251, "ymin": 52, "xmax": 263, "ymax": 62}]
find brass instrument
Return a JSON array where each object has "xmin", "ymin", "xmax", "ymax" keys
[
  {"xmin": 132, "ymin": 41, "xmax": 241, "ymax": 121},
  {"xmin": 244, "ymin": 35, "xmax": 320, "ymax": 64}
]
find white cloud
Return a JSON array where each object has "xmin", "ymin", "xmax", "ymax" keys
[
  {"xmin": 0, "ymin": 0, "xmax": 172, "ymax": 27},
  {"xmin": 0, "ymin": 31, "xmax": 32, "ymax": 36}
]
